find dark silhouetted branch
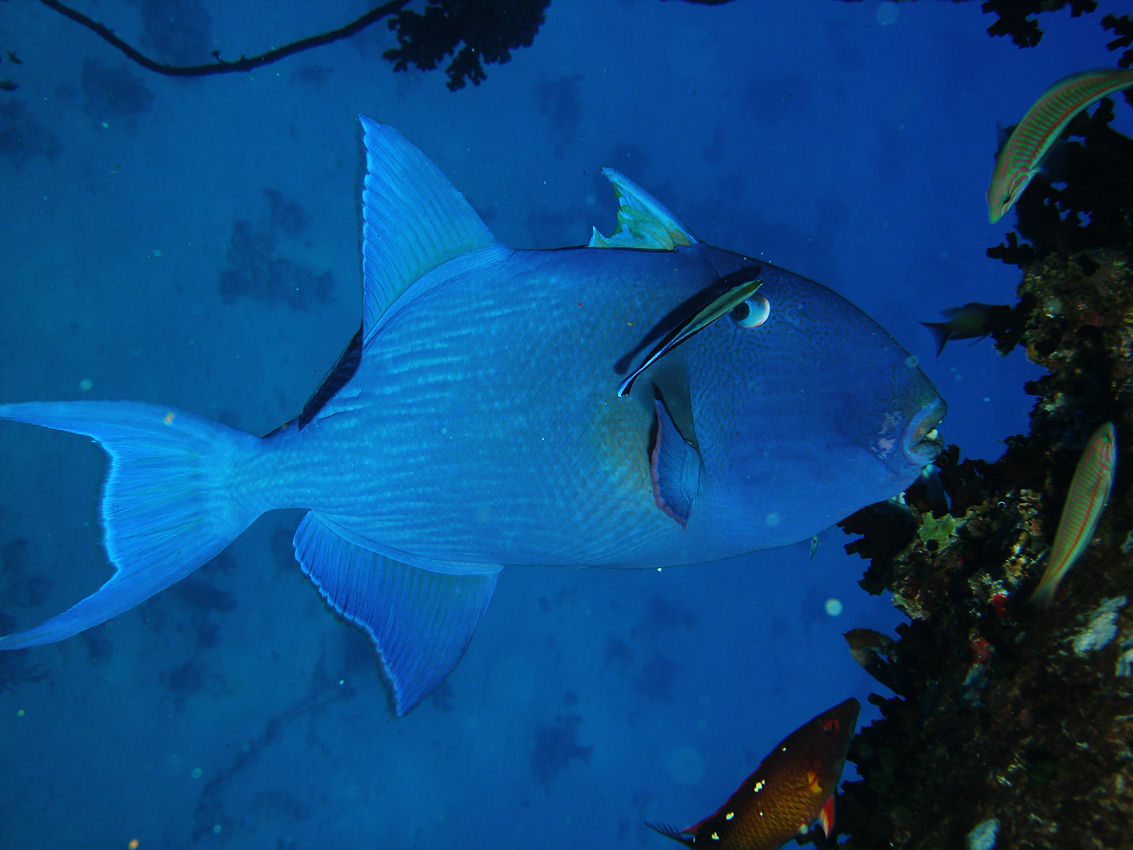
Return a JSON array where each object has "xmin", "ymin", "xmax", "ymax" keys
[{"xmin": 34, "ymin": 0, "xmax": 409, "ymax": 77}]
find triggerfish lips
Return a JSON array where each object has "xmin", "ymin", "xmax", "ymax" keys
[{"xmin": 902, "ymin": 397, "xmax": 946, "ymax": 467}]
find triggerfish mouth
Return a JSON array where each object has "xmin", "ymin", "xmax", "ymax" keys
[
  {"xmin": 0, "ymin": 119, "xmax": 945, "ymax": 715},
  {"xmin": 647, "ymin": 698, "xmax": 861, "ymax": 849}
]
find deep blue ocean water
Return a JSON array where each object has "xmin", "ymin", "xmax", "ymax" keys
[{"xmin": 0, "ymin": 1, "xmax": 1117, "ymax": 847}]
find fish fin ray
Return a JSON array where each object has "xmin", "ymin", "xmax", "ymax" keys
[
  {"xmin": 651, "ymin": 397, "xmax": 701, "ymax": 527},
  {"xmin": 819, "ymin": 792, "xmax": 836, "ymax": 837},
  {"xmin": 589, "ymin": 168, "xmax": 697, "ymax": 250},
  {"xmin": 294, "ymin": 512, "xmax": 499, "ymax": 716},
  {"xmin": 644, "ymin": 822, "xmax": 695, "ymax": 847},
  {"xmin": 359, "ymin": 117, "xmax": 497, "ymax": 338},
  {"xmin": 0, "ymin": 401, "xmax": 262, "ymax": 649}
]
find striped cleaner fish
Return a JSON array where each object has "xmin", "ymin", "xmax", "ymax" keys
[
  {"xmin": 0, "ymin": 120, "xmax": 945, "ymax": 715},
  {"xmin": 1031, "ymin": 422, "xmax": 1118, "ymax": 608},
  {"xmin": 647, "ymin": 698, "xmax": 860, "ymax": 849},
  {"xmin": 988, "ymin": 68, "xmax": 1133, "ymax": 223}
]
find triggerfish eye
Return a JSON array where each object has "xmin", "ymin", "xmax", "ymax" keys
[{"xmin": 730, "ymin": 292, "xmax": 770, "ymax": 328}]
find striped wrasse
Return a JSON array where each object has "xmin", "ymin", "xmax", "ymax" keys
[
  {"xmin": 1031, "ymin": 422, "xmax": 1118, "ymax": 608},
  {"xmin": 988, "ymin": 68, "xmax": 1133, "ymax": 223}
]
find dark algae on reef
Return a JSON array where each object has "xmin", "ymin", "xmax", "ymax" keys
[{"xmin": 834, "ymin": 90, "xmax": 1133, "ymax": 849}]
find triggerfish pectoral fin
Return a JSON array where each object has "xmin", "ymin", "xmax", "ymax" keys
[
  {"xmin": 293, "ymin": 513, "xmax": 499, "ymax": 715},
  {"xmin": 651, "ymin": 398, "xmax": 701, "ymax": 527}
]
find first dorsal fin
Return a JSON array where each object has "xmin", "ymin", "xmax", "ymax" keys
[
  {"xmin": 359, "ymin": 117, "xmax": 498, "ymax": 338},
  {"xmin": 589, "ymin": 168, "xmax": 697, "ymax": 250}
]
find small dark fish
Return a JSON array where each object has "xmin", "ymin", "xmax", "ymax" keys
[
  {"xmin": 920, "ymin": 302, "xmax": 1005, "ymax": 355},
  {"xmin": 647, "ymin": 698, "xmax": 860, "ymax": 849},
  {"xmin": 6, "ymin": 52, "xmax": 22, "ymax": 65},
  {"xmin": 0, "ymin": 80, "xmax": 17, "ymax": 92}
]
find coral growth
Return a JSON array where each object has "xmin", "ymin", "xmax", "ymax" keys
[{"xmin": 836, "ymin": 234, "xmax": 1133, "ymax": 847}]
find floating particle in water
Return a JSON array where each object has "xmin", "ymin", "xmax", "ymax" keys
[
  {"xmin": 667, "ymin": 745, "xmax": 705, "ymax": 785},
  {"xmin": 825, "ymin": 597, "xmax": 844, "ymax": 617},
  {"xmin": 876, "ymin": 2, "xmax": 899, "ymax": 27}
]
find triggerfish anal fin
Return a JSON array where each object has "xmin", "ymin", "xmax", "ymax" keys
[
  {"xmin": 293, "ymin": 512, "xmax": 500, "ymax": 716},
  {"xmin": 589, "ymin": 168, "xmax": 698, "ymax": 250},
  {"xmin": 988, "ymin": 68, "xmax": 1133, "ymax": 223},
  {"xmin": 618, "ymin": 273, "xmax": 762, "ymax": 397},
  {"xmin": 651, "ymin": 397, "xmax": 701, "ymax": 527},
  {"xmin": 359, "ymin": 118, "xmax": 499, "ymax": 338}
]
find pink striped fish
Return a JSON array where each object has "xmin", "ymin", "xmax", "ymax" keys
[
  {"xmin": 988, "ymin": 69, "xmax": 1133, "ymax": 223},
  {"xmin": 1031, "ymin": 422, "xmax": 1118, "ymax": 608}
]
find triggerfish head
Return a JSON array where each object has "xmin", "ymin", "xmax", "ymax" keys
[
  {"xmin": 0, "ymin": 119, "xmax": 944, "ymax": 715},
  {"xmin": 646, "ymin": 698, "xmax": 861, "ymax": 849}
]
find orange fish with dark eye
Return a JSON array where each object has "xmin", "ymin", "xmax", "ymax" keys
[{"xmin": 646, "ymin": 698, "xmax": 860, "ymax": 850}]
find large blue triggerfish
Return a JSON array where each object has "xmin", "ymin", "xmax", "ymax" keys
[{"xmin": 0, "ymin": 119, "xmax": 945, "ymax": 714}]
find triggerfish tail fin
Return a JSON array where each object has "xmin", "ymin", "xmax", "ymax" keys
[
  {"xmin": 0, "ymin": 401, "xmax": 265, "ymax": 649},
  {"xmin": 293, "ymin": 513, "xmax": 499, "ymax": 716}
]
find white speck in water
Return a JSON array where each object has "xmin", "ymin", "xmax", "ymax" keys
[
  {"xmin": 765, "ymin": 512, "xmax": 780, "ymax": 528},
  {"xmin": 79, "ymin": 378, "xmax": 93, "ymax": 392},
  {"xmin": 824, "ymin": 598, "xmax": 844, "ymax": 617}
]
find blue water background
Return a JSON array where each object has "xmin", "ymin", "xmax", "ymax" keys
[{"xmin": 0, "ymin": 1, "xmax": 1113, "ymax": 847}]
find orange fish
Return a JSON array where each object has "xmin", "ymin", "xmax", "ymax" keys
[{"xmin": 647, "ymin": 698, "xmax": 860, "ymax": 849}]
